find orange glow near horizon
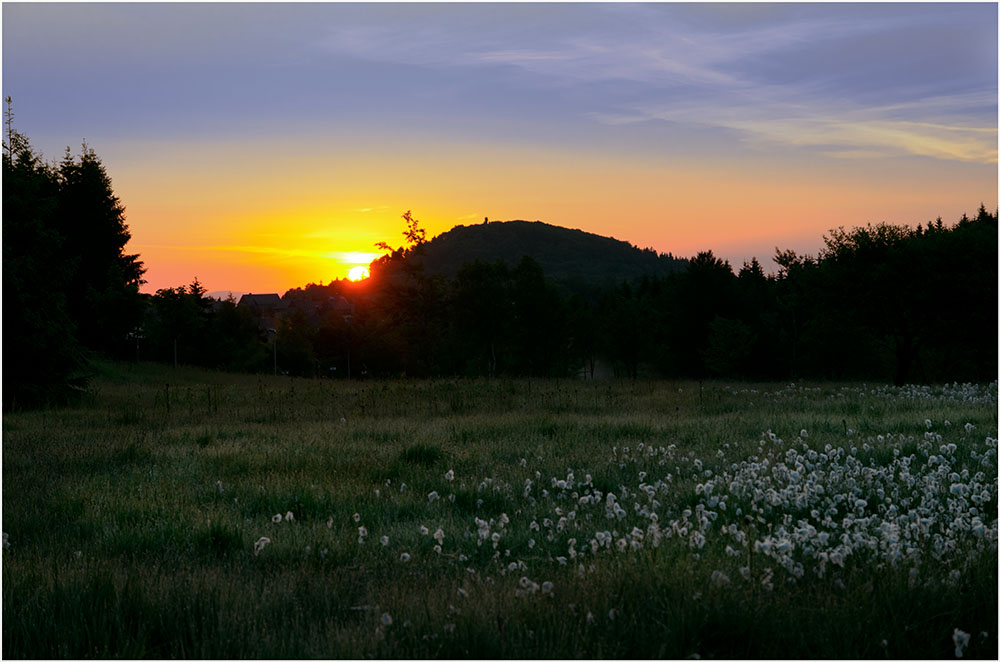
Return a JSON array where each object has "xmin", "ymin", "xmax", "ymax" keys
[{"xmin": 113, "ymin": 135, "xmax": 996, "ymax": 296}]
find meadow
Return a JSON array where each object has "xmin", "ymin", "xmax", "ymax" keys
[{"xmin": 2, "ymin": 361, "xmax": 997, "ymax": 659}]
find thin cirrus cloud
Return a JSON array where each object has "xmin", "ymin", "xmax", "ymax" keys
[
  {"xmin": 595, "ymin": 90, "xmax": 997, "ymax": 164},
  {"xmin": 315, "ymin": 4, "xmax": 996, "ymax": 165}
]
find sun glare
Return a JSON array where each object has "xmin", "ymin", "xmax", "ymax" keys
[{"xmin": 347, "ymin": 266, "xmax": 369, "ymax": 281}]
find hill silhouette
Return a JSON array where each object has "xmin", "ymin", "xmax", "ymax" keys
[{"xmin": 413, "ymin": 220, "xmax": 686, "ymax": 285}]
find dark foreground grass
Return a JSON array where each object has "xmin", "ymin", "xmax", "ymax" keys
[{"xmin": 3, "ymin": 362, "xmax": 997, "ymax": 658}]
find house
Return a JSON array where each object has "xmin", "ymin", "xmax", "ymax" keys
[{"xmin": 237, "ymin": 293, "xmax": 288, "ymax": 330}]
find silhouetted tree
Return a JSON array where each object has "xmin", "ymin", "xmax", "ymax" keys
[
  {"xmin": 3, "ymin": 117, "xmax": 84, "ymax": 406},
  {"xmin": 55, "ymin": 144, "xmax": 145, "ymax": 355},
  {"xmin": 453, "ymin": 260, "xmax": 512, "ymax": 377}
]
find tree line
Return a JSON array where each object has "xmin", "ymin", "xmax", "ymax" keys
[
  {"xmin": 136, "ymin": 206, "xmax": 997, "ymax": 387},
  {"xmin": 4, "ymin": 101, "xmax": 145, "ymax": 406},
  {"xmin": 4, "ymin": 113, "xmax": 996, "ymax": 407}
]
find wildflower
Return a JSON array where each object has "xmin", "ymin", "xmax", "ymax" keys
[
  {"xmin": 433, "ymin": 545, "xmax": 442, "ymax": 554},
  {"xmin": 272, "ymin": 514, "xmax": 282, "ymax": 523},
  {"xmin": 215, "ymin": 480, "xmax": 224, "ymax": 493},
  {"xmin": 953, "ymin": 628, "xmax": 970, "ymax": 658},
  {"xmin": 608, "ymin": 608, "xmax": 617, "ymax": 621},
  {"xmin": 445, "ymin": 469, "xmax": 455, "ymax": 481},
  {"xmin": 541, "ymin": 581, "xmax": 554, "ymax": 595},
  {"xmin": 586, "ymin": 611, "xmax": 595, "ymax": 624},
  {"xmin": 380, "ymin": 535, "xmax": 390, "ymax": 546},
  {"xmin": 420, "ymin": 525, "xmax": 430, "ymax": 535},
  {"xmin": 327, "ymin": 516, "xmax": 334, "ymax": 529},
  {"xmin": 400, "ymin": 552, "xmax": 411, "ymax": 562},
  {"xmin": 285, "ymin": 511, "xmax": 294, "ymax": 522},
  {"xmin": 428, "ymin": 491, "xmax": 440, "ymax": 503},
  {"xmin": 2, "ymin": 533, "xmax": 9, "ymax": 550},
  {"xmin": 800, "ymin": 429, "xmax": 808, "ymax": 438},
  {"xmin": 352, "ymin": 512, "xmax": 361, "ymax": 523},
  {"xmin": 381, "ymin": 612, "xmax": 393, "ymax": 626},
  {"xmin": 433, "ymin": 528, "xmax": 445, "ymax": 543},
  {"xmin": 457, "ymin": 587, "xmax": 468, "ymax": 598},
  {"xmin": 925, "ymin": 419, "xmax": 933, "ymax": 429},
  {"xmin": 711, "ymin": 570, "xmax": 730, "ymax": 586},
  {"xmin": 253, "ymin": 536, "xmax": 271, "ymax": 556}
]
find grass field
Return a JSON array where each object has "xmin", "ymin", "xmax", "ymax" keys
[{"xmin": 3, "ymin": 361, "xmax": 997, "ymax": 659}]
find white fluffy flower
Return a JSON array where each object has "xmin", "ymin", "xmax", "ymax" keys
[{"xmin": 953, "ymin": 629, "xmax": 970, "ymax": 658}]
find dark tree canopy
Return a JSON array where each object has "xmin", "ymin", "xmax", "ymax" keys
[{"xmin": 3, "ymin": 104, "xmax": 146, "ymax": 407}]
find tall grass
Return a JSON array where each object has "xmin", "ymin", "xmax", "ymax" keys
[{"xmin": 3, "ymin": 362, "xmax": 996, "ymax": 658}]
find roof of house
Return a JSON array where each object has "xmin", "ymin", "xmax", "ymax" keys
[{"xmin": 238, "ymin": 293, "xmax": 282, "ymax": 307}]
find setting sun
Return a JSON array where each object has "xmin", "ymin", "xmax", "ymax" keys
[{"xmin": 347, "ymin": 266, "xmax": 369, "ymax": 281}]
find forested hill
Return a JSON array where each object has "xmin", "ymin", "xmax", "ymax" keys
[{"xmin": 413, "ymin": 220, "xmax": 686, "ymax": 285}]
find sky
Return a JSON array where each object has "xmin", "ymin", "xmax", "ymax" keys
[{"xmin": 3, "ymin": 2, "xmax": 997, "ymax": 295}]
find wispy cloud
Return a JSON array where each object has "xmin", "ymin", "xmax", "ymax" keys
[
  {"xmin": 314, "ymin": 4, "xmax": 996, "ymax": 164},
  {"xmin": 604, "ymin": 89, "xmax": 997, "ymax": 163}
]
